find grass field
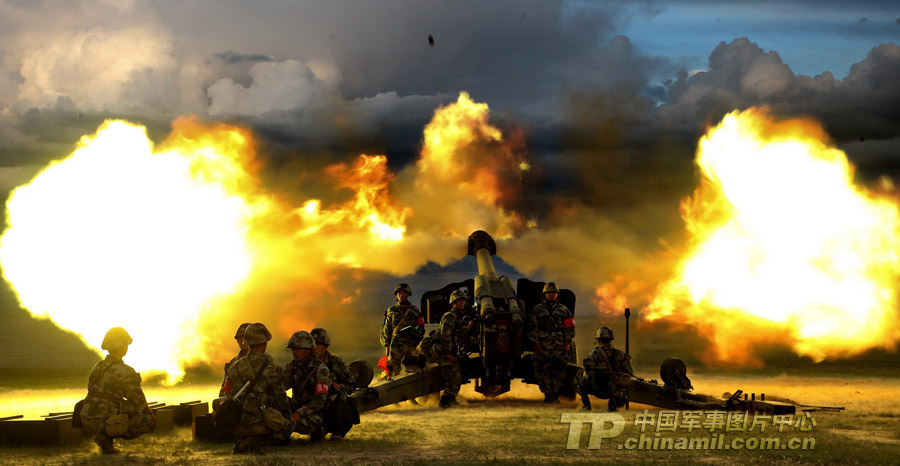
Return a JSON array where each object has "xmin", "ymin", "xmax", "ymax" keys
[{"xmin": 2, "ymin": 371, "xmax": 900, "ymax": 465}]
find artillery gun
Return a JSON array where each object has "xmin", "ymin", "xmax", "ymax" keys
[
  {"xmin": 350, "ymin": 230, "xmax": 581, "ymax": 410},
  {"xmin": 350, "ymin": 230, "xmax": 827, "ymax": 416}
]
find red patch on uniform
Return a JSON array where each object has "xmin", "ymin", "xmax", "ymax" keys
[
  {"xmin": 415, "ymin": 317, "xmax": 424, "ymax": 326},
  {"xmin": 223, "ymin": 379, "xmax": 232, "ymax": 395},
  {"xmin": 563, "ymin": 317, "xmax": 575, "ymax": 328},
  {"xmin": 315, "ymin": 381, "xmax": 328, "ymax": 395}
]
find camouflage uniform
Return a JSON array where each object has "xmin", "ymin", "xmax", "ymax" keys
[
  {"xmin": 576, "ymin": 327, "xmax": 634, "ymax": 411},
  {"xmin": 321, "ymin": 351, "xmax": 354, "ymax": 392},
  {"xmin": 528, "ymin": 286, "xmax": 575, "ymax": 401},
  {"xmin": 80, "ymin": 354, "xmax": 154, "ymax": 442},
  {"xmin": 223, "ymin": 324, "xmax": 293, "ymax": 452},
  {"xmin": 380, "ymin": 284, "xmax": 425, "ymax": 376},
  {"xmin": 285, "ymin": 353, "xmax": 331, "ymax": 436},
  {"xmin": 435, "ymin": 291, "xmax": 478, "ymax": 403},
  {"xmin": 219, "ymin": 322, "xmax": 251, "ymax": 398}
]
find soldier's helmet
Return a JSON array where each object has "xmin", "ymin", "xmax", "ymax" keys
[
  {"xmin": 243, "ymin": 323, "xmax": 272, "ymax": 346},
  {"xmin": 449, "ymin": 290, "xmax": 467, "ymax": 305},
  {"xmin": 310, "ymin": 327, "xmax": 330, "ymax": 346},
  {"xmin": 101, "ymin": 327, "xmax": 133, "ymax": 350},
  {"xmin": 542, "ymin": 282, "xmax": 560, "ymax": 294},
  {"xmin": 234, "ymin": 322, "xmax": 251, "ymax": 339},
  {"xmin": 595, "ymin": 326, "xmax": 614, "ymax": 341},
  {"xmin": 286, "ymin": 330, "xmax": 315, "ymax": 349},
  {"xmin": 394, "ymin": 283, "xmax": 412, "ymax": 296}
]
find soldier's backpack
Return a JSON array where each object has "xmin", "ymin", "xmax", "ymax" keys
[{"xmin": 214, "ymin": 359, "xmax": 269, "ymax": 433}]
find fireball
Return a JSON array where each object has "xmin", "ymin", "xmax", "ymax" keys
[
  {"xmin": 0, "ymin": 118, "xmax": 260, "ymax": 382},
  {"xmin": 647, "ymin": 108, "xmax": 900, "ymax": 364}
]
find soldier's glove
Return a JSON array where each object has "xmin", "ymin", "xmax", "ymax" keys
[{"xmin": 290, "ymin": 411, "xmax": 302, "ymax": 426}]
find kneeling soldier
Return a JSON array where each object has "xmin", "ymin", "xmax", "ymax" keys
[
  {"xmin": 285, "ymin": 330, "xmax": 331, "ymax": 442},
  {"xmin": 80, "ymin": 327, "xmax": 156, "ymax": 454},
  {"xmin": 223, "ymin": 323, "xmax": 293, "ymax": 454},
  {"xmin": 576, "ymin": 326, "xmax": 634, "ymax": 412}
]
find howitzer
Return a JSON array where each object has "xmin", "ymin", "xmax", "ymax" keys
[
  {"xmin": 351, "ymin": 230, "xmax": 579, "ymax": 411},
  {"xmin": 348, "ymin": 231, "xmax": 838, "ymax": 415}
]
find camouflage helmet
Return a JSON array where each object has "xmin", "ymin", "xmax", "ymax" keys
[
  {"xmin": 101, "ymin": 327, "xmax": 133, "ymax": 351},
  {"xmin": 542, "ymin": 282, "xmax": 559, "ymax": 294},
  {"xmin": 286, "ymin": 330, "xmax": 315, "ymax": 349},
  {"xmin": 394, "ymin": 283, "xmax": 412, "ymax": 296},
  {"xmin": 449, "ymin": 290, "xmax": 467, "ymax": 305},
  {"xmin": 234, "ymin": 322, "xmax": 251, "ymax": 339},
  {"xmin": 310, "ymin": 327, "xmax": 330, "ymax": 346},
  {"xmin": 243, "ymin": 323, "xmax": 272, "ymax": 346},
  {"xmin": 595, "ymin": 326, "xmax": 614, "ymax": 341}
]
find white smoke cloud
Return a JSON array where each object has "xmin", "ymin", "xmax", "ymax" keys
[{"xmin": 207, "ymin": 60, "xmax": 320, "ymax": 117}]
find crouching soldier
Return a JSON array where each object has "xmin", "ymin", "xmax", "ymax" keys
[
  {"xmin": 80, "ymin": 327, "xmax": 156, "ymax": 454},
  {"xmin": 576, "ymin": 326, "xmax": 634, "ymax": 412},
  {"xmin": 219, "ymin": 322, "xmax": 251, "ymax": 399},
  {"xmin": 285, "ymin": 331, "xmax": 331, "ymax": 442},
  {"xmin": 311, "ymin": 327, "xmax": 359, "ymax": 438},
  {"xmin": 223, "ymin": 323, "xmax": 293, "ymax": 454}
]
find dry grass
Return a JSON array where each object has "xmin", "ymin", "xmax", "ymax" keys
[{"xmin": 2, "ymin": 376, "xmax": 900, "ymax": 465}]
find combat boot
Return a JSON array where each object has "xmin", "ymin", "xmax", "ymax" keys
[
  {"xmin": 607, "ymin": 398, "xmax": 618, "ymax": 412},
  {"xmin": 309, "ymin": 427, "xmax": 325, "ymax": 443},
  {"xmin": 542, "ymin": 392, "xmax": 553, "ymax": 404},
  {"xmin": 94, "ymin": 434, "xmax": 117, "ymax": 454},
  {"xmin": 439, "ymin": 394, "xmax": 454, "ymax": 409},
  {"xmin": 578, "ymin": 396, "xmax": 592, "ymax": 411}
]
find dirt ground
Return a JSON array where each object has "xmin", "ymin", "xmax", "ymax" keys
[{"xmin": 1, "ymin": 373, "xmax": 900, "ymax": 465}]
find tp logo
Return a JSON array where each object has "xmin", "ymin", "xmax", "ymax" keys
[{"xmin": 559, "ymin": 413, "xmax": 626, "ymax": 449}]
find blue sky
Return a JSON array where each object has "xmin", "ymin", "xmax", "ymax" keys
[{"xmin": 617, "ymin": 1, "xmax": 900, "ymax": 80}]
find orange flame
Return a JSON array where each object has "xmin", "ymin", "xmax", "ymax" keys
[
  {"xmin": 0, "ymin": 92, "xmax": 532, "ymax": 381},
  {"xmin": 406, "ymin": 91, "xmax": 530, "ymax": 238},
  {"xmin": 645, "ymin": 107, "xmax": 900, "ymax": 365}
]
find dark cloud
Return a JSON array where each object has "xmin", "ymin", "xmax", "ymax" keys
[
  {"xmin": 656, "ymin": 38, "xmax": 900, "ymax": 177},
  {"xmin": 214, "ymin": 51, "xmax": 274, "ymax": 64}
]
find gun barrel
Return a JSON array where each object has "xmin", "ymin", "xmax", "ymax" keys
[{"xmin": 468, "ymin": 230, "xmax": 498, "ymax": 279}]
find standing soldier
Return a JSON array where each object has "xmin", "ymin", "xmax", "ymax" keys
[
  {"xmin": 528, "ymin": 282, "xmax": 575, "ymax": 404},
  {"xmin": 576, "ymin": 326, "xmax": 634, "ymax": 412},
  {"xmin": 380, "ymin": 283, "xmax": 425, "ymax": 378},
  {"xmin": 219, "ymin": 322, "xmax": 251, "ymax": 398},
  {"xmin": 285, "ymin": 330, "xmax": 332, "ymax": 442},
  {"xmin": 80, "ymin": 327, "xmax": 156, "ymax": 454},
  {"xmin": 435, "ymin": 290, "xmax": 478, "ymax": 408},
  {"xmin": 222, "ymin": 323, "xmax": 293, "ymax": 454}
]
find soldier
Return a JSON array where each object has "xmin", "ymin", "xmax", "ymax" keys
[
  {"xmin": 435, "ymin": 290, "xmax": 478, "ymax": 408},
  {"xmin": 311, "ymin": 327, "xmax": 358, "ymax": 438},
  {"xmin": 222, "ymin": 323, "xmax": 293, "ymax": 454},
  {"xmin": 219, "ymin": 322, "xmax": 251, "ymax": 398},
  {"xmin": 311, "ymin": 328, "xmax": 354, "ymax": 393},
  {"xmin": 285, "ymin": 330, "xmax": 332, "ymax": 442},
  {"xmin": 79, "ymin": 327, "xmax": 156, "ymax": 454},
  {"xmin": 576, "ymin": 326, "xmax": 634, "ymax": 412},
  {"xmin": 528, "ymin": 282, "xmax": 575, "ymax": 404},
  {"xmin": 380, "ymin": 283, "xmax": 425, "ymax": 378}
]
